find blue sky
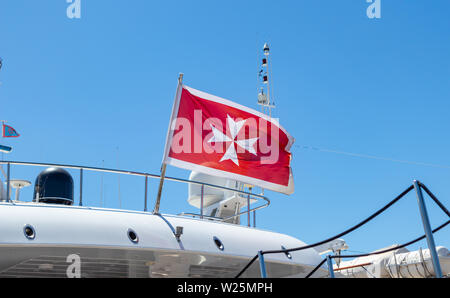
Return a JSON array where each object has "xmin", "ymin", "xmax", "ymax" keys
[{"xmin": 0, "ymin": 1, "xmax": 449, "ymax": 255}]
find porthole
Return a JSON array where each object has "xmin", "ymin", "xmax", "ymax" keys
[
  {"xmin": 281, "ymin": 246, "xmax": 292, "ymax": 259},
  {"xmin": 213, "ymin": 236, "xmax": 224, "ymax": 251},
  {"xmin": 127, "ymin": 229, "xmax": 139, "ymax": 244},
  {"xmin": 23, "ymin": 225, "xmax": 36, "ymax": 240}
]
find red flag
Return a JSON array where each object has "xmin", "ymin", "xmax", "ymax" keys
[{"xmin": 163, "ymin": 83, "xmax": 295, "ymax": 194}]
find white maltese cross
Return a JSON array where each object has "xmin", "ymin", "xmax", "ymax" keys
[{"xmin": 207, "ymin": 115, "xmax": 259, "ymax": 166}]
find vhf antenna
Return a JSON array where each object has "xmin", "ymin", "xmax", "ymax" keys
[
  {"xmin": 256, "ymin": 43, "xmax": 277, "ymax": 198},
  {"xmin": 257, "ymin": 43, "xmax": 275, "ymax": 117},
  {"xmin": 0, "ymin": 57, "xmax": 3, "ymax": 86}
]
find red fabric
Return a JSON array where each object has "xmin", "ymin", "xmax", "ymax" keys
[{"xmin": 166, "ymin": 86, "xmax": 293, "ymax": 190}]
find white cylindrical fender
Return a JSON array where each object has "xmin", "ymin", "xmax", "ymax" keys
[{"xmin": 385, "ymin": 246, "xmax": 450, "ymax": 278}]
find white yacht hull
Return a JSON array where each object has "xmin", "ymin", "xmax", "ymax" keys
[{"xmin": 0, "ymin": 202, "xmax": 326, "ymax": 278}]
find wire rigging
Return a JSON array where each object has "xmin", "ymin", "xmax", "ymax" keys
[
  {"xmin": 304, "ymin": 219, "xmax": 449, "ymax": 278},
  {"xmin": 295, "ymin": 145, "xmax": 450, "ymax": 169}
]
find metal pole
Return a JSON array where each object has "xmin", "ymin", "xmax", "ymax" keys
[
  {"xmin": 253, "ymin": 211, "xmax": 256, "ymax": 228},
  {"xmin": 154, "ymin": 164, "xmax": 167, "ymax": 214},
  {"xmin": 413, "ymin": 180, "xmax": 443, "ymax": 278},
  {"xmin": 15, "ymin": 188, "xmax": 20, "ymax": 201},
  {"xmin": 326, "ymin": 255, "xmax": 335, "ymax": 278},
  {"xmin": 6, "ymin": 162, "xmax": 10, "ymax": 202},
  {"xmin": 144, "ymin": 176, "xmax": 148, "ymax": 212},
  {"xmin": 79, "ymin": 169, "xmax": 83, "ymax": 206},
  {"xmin": 258, "ymin": 250, "xmax": 267, "ymax": 278},
  {"xmin": 154, "ymin": 73, "xmax": 183, "ymax": 214},
  {"xmin": 247, "ymin": 186, "xmax": 252, "ymax": 227},
  {"xmin": 247, "ymin": 194, "xmax": 251, "ymax": 227},
  {"xmin": 200, "ymin": 184, "xmax": 204, "ymax": 219}
]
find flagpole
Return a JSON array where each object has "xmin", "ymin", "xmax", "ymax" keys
[
  {"xmin": 154, "ymin": 73, "xmax": 184, "ymax": 214},
  {"xmin": 1, "ymin": 121, "xmax": 5, "ymax": 163},
  {"xmin": 154, "ymin": 164, "xmax": 167, "ymax": 214},
  {"xmin": 1, "ymin": 120, "xmax": 5, "ymax": 139}
]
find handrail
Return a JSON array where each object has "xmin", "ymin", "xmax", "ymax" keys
[
  {"xmin": 179, "ymin": 195, "xmax": 269, "ymax": 223},
  {"xmin": 0, "ymin": 160, "xmax": 270, "ymax": 223}
]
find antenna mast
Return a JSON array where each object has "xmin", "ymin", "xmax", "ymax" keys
[
  {"xmin": 255, "ymin": 43, "xmax": 278, "ymax": 198},
  {"xmin": 257, "ymin": 43, "xmax": 275, "ymax": 117},
  {"xmin": 0, "ymin": 57, "xmax": 3, "ymax": 86}
]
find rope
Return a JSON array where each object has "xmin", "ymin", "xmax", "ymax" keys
[
  {"xmin": 303, "ymin": 220, "xmax": 449, "ymax": 278},
  {"xmin": 235, "ymin": 182, "xmax": 450, "ymax": 278},
  {"xmin": 235, "ymin": 184, "xmax": 414, "ymax": 278},
  {"xmin": 418, "ymin": 182, "xmax": 450, "ymax": 217},
  {"xmin": 234, "ymin": 255, "xmax": 258, "ymax": 279},
  {"xmin": 304, "ymin": 258, "xmax": 327, "ymax": 278},
  {"xmin": 361, "ymin": 265, "xmax": 377, "ymax": 278},
  {"xmin": 331, "ymin": 220, "xmax": 449, "ymax": 259},
  {"xmin": 263, "ymin": 185, "xmax": 414, "ymax": 255}
]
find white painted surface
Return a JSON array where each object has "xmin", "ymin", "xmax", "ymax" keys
[{"xmin": 0, "ymin": 202, "xmax": 323, "ymax": 267}]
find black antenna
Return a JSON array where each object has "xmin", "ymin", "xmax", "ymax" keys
[{"xmin": 0, "ymin": 57, "xmax": 3, "ymax": 86}]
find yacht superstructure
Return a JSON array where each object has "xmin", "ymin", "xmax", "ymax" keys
[{"xmin": 0, "ymin": 161, "xmax": 326, "ymax": 278}]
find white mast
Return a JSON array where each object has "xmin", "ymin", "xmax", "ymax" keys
[
  {"xmin": 257, "ymin": 43, "xmax": 275, "ymax": 117},
  {"xmin": 255, "ymin": 42, "xmax": 278, "ymax": 201}
]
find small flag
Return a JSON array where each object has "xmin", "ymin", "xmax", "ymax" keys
[{"xmin": 2, "ymin": 123, "xmax": 20, "ymax": 138}]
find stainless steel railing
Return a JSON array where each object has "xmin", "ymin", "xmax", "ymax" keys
[{"xmin": 0, "ymin": 160, "xmax": 270, "ymax": 226}]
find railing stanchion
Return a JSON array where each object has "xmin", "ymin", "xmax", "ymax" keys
[
  {"xmin": 413, "ymin": 180, "xmax": 443, "ymax": 278},
  {"xmin": 258, "ymin": 251, "xmax": 267, "ymax": 278},
  {"xmin": 253, "ymin": 211, "xmax": 256, "ymax": 228},
  {"xmin": 200, "ymin": 184, "xmax": 204, "ymax": 219},
  {"xmin": 247, "ymin": 186, "xmax": 252, "ymax": 227},
  {"xmin": 326, "ymin": 255, "xmax": 335, "ymax": 278},
  {"xmin": 247, "ymin": 194, "xmax": 251, "ymax": 227},
  {"xmin": 144, "ymin": 176, "xmax": 148, "ymax": 212},
  {"xmin": 79, "ymin": 169, "xmax": 83, "ymax": 206},
  {"xmin": 6, "ymin": 163, "xmax": 10, "ymax": 202}
]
